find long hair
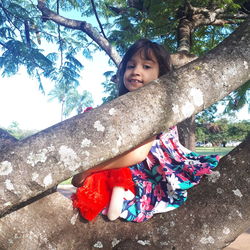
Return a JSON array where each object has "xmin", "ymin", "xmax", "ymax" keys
[{"xmin": 117, "ymin": 39, "xmax": 173, "ymax": 96}]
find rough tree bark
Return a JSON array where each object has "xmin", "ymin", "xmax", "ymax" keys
[
  {"xmin": 0, "ymin": 135, "xmax": 249, "ymax": 249},
  {"xmin": 0, "ymin": 129, "xmax": 18, "ymax": 151},
  {"xmin": 171, "ymin": 51, "xmax": 198, "ymax": 150},
  {"xmin": 0, "ymin": 16, "xmax": 249, "ymax": 218}
]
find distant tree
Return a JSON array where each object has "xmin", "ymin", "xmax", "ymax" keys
[
  {"xmin": 196, "ymin": 119, "xmax": 250, "ymax": 146},
  {"xmin": 49, "ymin": 86, "xmax": 93, "ymax": 121},
  {"xmin": 48, "ymin": 84, "xmax": 67, "ymax": 121},
  {"xmin": 195, "ymin": 126, "xmax": 207, "ymax": 145},
  {"xmin": 101, "ymin": 71, "xmax": 118, "ymax": 104},
  {"xmin": 196, "ymin": 104, "xmax": 219, "ymax": 145},
  {"xmin": 227, "ymin": 120, "xmax": 250, "ymax": 141},
  {"xmin": 63, "ymin": 89, "xmax": 93, "ymax": 117},
  {"xmin": 4, "ymin": 122, "xmax": 37, "ymax": 139}
]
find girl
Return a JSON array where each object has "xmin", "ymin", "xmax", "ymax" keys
[{"xmin": 71, "ymin": 39, "xmax": 219, "ymax": 222}]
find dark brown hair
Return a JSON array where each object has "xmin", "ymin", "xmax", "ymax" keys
[{"xmin": 118, "ymin": 39, "xmax": 172, "ymax": 96}]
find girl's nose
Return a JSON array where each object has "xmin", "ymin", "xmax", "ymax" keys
[{"xmin": 131, "ymin": 66, "xmax": 141, "ymax": 75}]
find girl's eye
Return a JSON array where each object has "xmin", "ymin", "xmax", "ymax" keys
[
  {"xmin": 127, "ymin": 64, "xmax": 135, "ymax": 69},
  {"xmin": 143, "ymin": 65, "xmax": 151, "ymax": 69}
]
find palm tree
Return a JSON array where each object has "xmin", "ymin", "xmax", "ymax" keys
[
  {"xmin": 48, "ymin": 85, "xmax": 66, "ymax": 121},
  {"xmin": 63, "ymin": 89, "xmax": 93, "ymax": 118}
]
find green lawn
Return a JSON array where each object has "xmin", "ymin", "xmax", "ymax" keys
[
  {"xmin": 60, "ymin": 178, "xmax": 72, "ymax": 185},
  {"xmin": 195, "ymin": 146, "xmax": 234, "ymax": 156}
]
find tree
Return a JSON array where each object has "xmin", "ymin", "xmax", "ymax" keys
[
  {"xmin": 227, "ymin": 120, "xmax": 250, "ymax": 141},
  {"xmin": 101, "ymin": 70, "xmax": 118, "ymax": 104},
  {"xmin": 0, "ymin": 15, "xmax": 249, "ymax": 215},
  {"xmin": 0, "ymin": 17, "xmax": 249, "ymax": 248},
  {"xmin": 63, "ymin": 89, "xmax": 93, "ymax": 117},
  {"xmin": 1, "ymin": 136, "xmax": 249, "ymax": 249},
  {"xmin": 205, "ymin": 120, "xmax": 228, "ymax": 146},
  {"xmin": 0, "ymin": 2, "xmax": 250, "ymax": 248},
  {"xmin": 195, "ymin": 119, "xmax": 250, "ymax": 146},
  {"xmin": 49, "ymin": 85, "xmax": 93, "ymax": 121},
  {"xmin": 4, "ymin": 121, "xmax": 37, "ymax": 140}
]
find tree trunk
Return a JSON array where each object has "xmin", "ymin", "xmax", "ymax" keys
[
  {"xmin": 175, "ymin": 6, "xmax": 198, "ymax": 150},
  {"xmin": 178, "ymin": 115, "xmax": 196, "ymax": 151},
  {"xmin": 0, "ymin": 16, "xmax": 249, "ymax": 217},
  {"xmin": 171, "ymin": 52, "xmax": 199, "ymax": 150},
  {"xmin": 177, "ymin": 18, "xmax": 194, "ymax": 53}
]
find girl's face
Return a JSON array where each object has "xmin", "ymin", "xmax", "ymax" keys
[{"xmin": 123, "ymin": 50, "xmax": 160, "ymax": 92}]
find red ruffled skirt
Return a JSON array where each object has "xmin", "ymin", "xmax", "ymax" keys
[{"xmin": 71, "ymin": 167, "xmax": 135, "ymax": 221}]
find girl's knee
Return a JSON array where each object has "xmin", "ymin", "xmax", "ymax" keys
[
  {"xmin": 107, "ymin": 210, "xmax": 120, "ymax": 221},
  {"xmin": 107, "ymin": 186, "xmax": 126, "ymax": 221}
]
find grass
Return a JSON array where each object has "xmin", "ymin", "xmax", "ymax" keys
[
  {"xmin": 59, "ymin": 147, "xmax": 235, "ymax": 185},
  {"xmin": 195, "ymin": 146, "xmax": 234, "ymax": 156},
  {"xmin": 60, "ymin": 178, "xmax": 72, "ymax": 185}
]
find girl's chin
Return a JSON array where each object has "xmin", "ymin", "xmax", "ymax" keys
[{"xmin": 125, "ymin": 84, "xmax": 142, "ymax": 91}]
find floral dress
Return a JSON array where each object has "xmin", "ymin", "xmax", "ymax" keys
[
  {"xmin": 72, "ymin": 126, "xmax": 219, "ymax": 223},
  {"xmin": 119, "ymin": 126, "xmax": 219, "ymax": 222}
]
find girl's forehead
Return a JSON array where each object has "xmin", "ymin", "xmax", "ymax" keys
[{"xmin": 130, "ymin": 49, "xmax": 157, "ymax": 62}]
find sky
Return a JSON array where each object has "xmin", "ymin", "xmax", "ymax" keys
[{"xmin": 0, "ymin": 51, "xmax": 115, "ymax": 131}]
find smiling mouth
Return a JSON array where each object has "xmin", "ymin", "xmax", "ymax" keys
[{"xmin": 129, "ymin": 79, "xmax": 143, "ymax": 84}]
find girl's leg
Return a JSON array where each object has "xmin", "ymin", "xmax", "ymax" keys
[{"xmin": 107, "ymin": 186, "xmax": 126, "ymax": 221}]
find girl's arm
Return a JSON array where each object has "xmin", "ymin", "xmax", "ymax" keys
[{"xmin": 71, "ymin": 136, "xmax": 155, "ymax": 187}]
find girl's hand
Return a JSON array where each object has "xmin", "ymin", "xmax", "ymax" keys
[{"xmin": 71, "ymin": 170, "xmax": 91, "ymax": 187}]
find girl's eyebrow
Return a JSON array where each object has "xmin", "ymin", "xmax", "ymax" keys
[
  {"xmin": 127, "ymin": 59, "xmax": 135, "ymax": 63},
  {"xmin": 142, "ymin": 59, "xmax": 157, "ymax": 64},
  {"xmin": 128, "ymin": 58, "xmax": 156, "ymax": 63},
  {"xmin": 140, "ymin": 55, "xmax": 157, "ymax": 63}
]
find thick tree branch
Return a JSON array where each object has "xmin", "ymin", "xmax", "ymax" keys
[
  {"xmin": 0, "ymin": 16, "xmax": 249, "ymax": 218},
  {"xmin": 177, "ymin": 18, "xmax": 194, "ymax": 52},
  {"xmin": 0, "ymin": 129, "xmax": 18, "ymax": 152},
  {"xmin": 0, "ymin": 136, "xmax": 249, "ymax": 249},
  {"xmin": 37, "ymin": 0, "xmax": 121, "ymax": 66},
  {"xmin": 176, "ymin": 2, "xmax": 248, "ymax": 52},
  {"xmin": 176, "ymin": 3, "xmax": 248, "ymax": 149},
  {"xmin": 217, "ymin": 12, "xmax": 249, "ymax": 19}
]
